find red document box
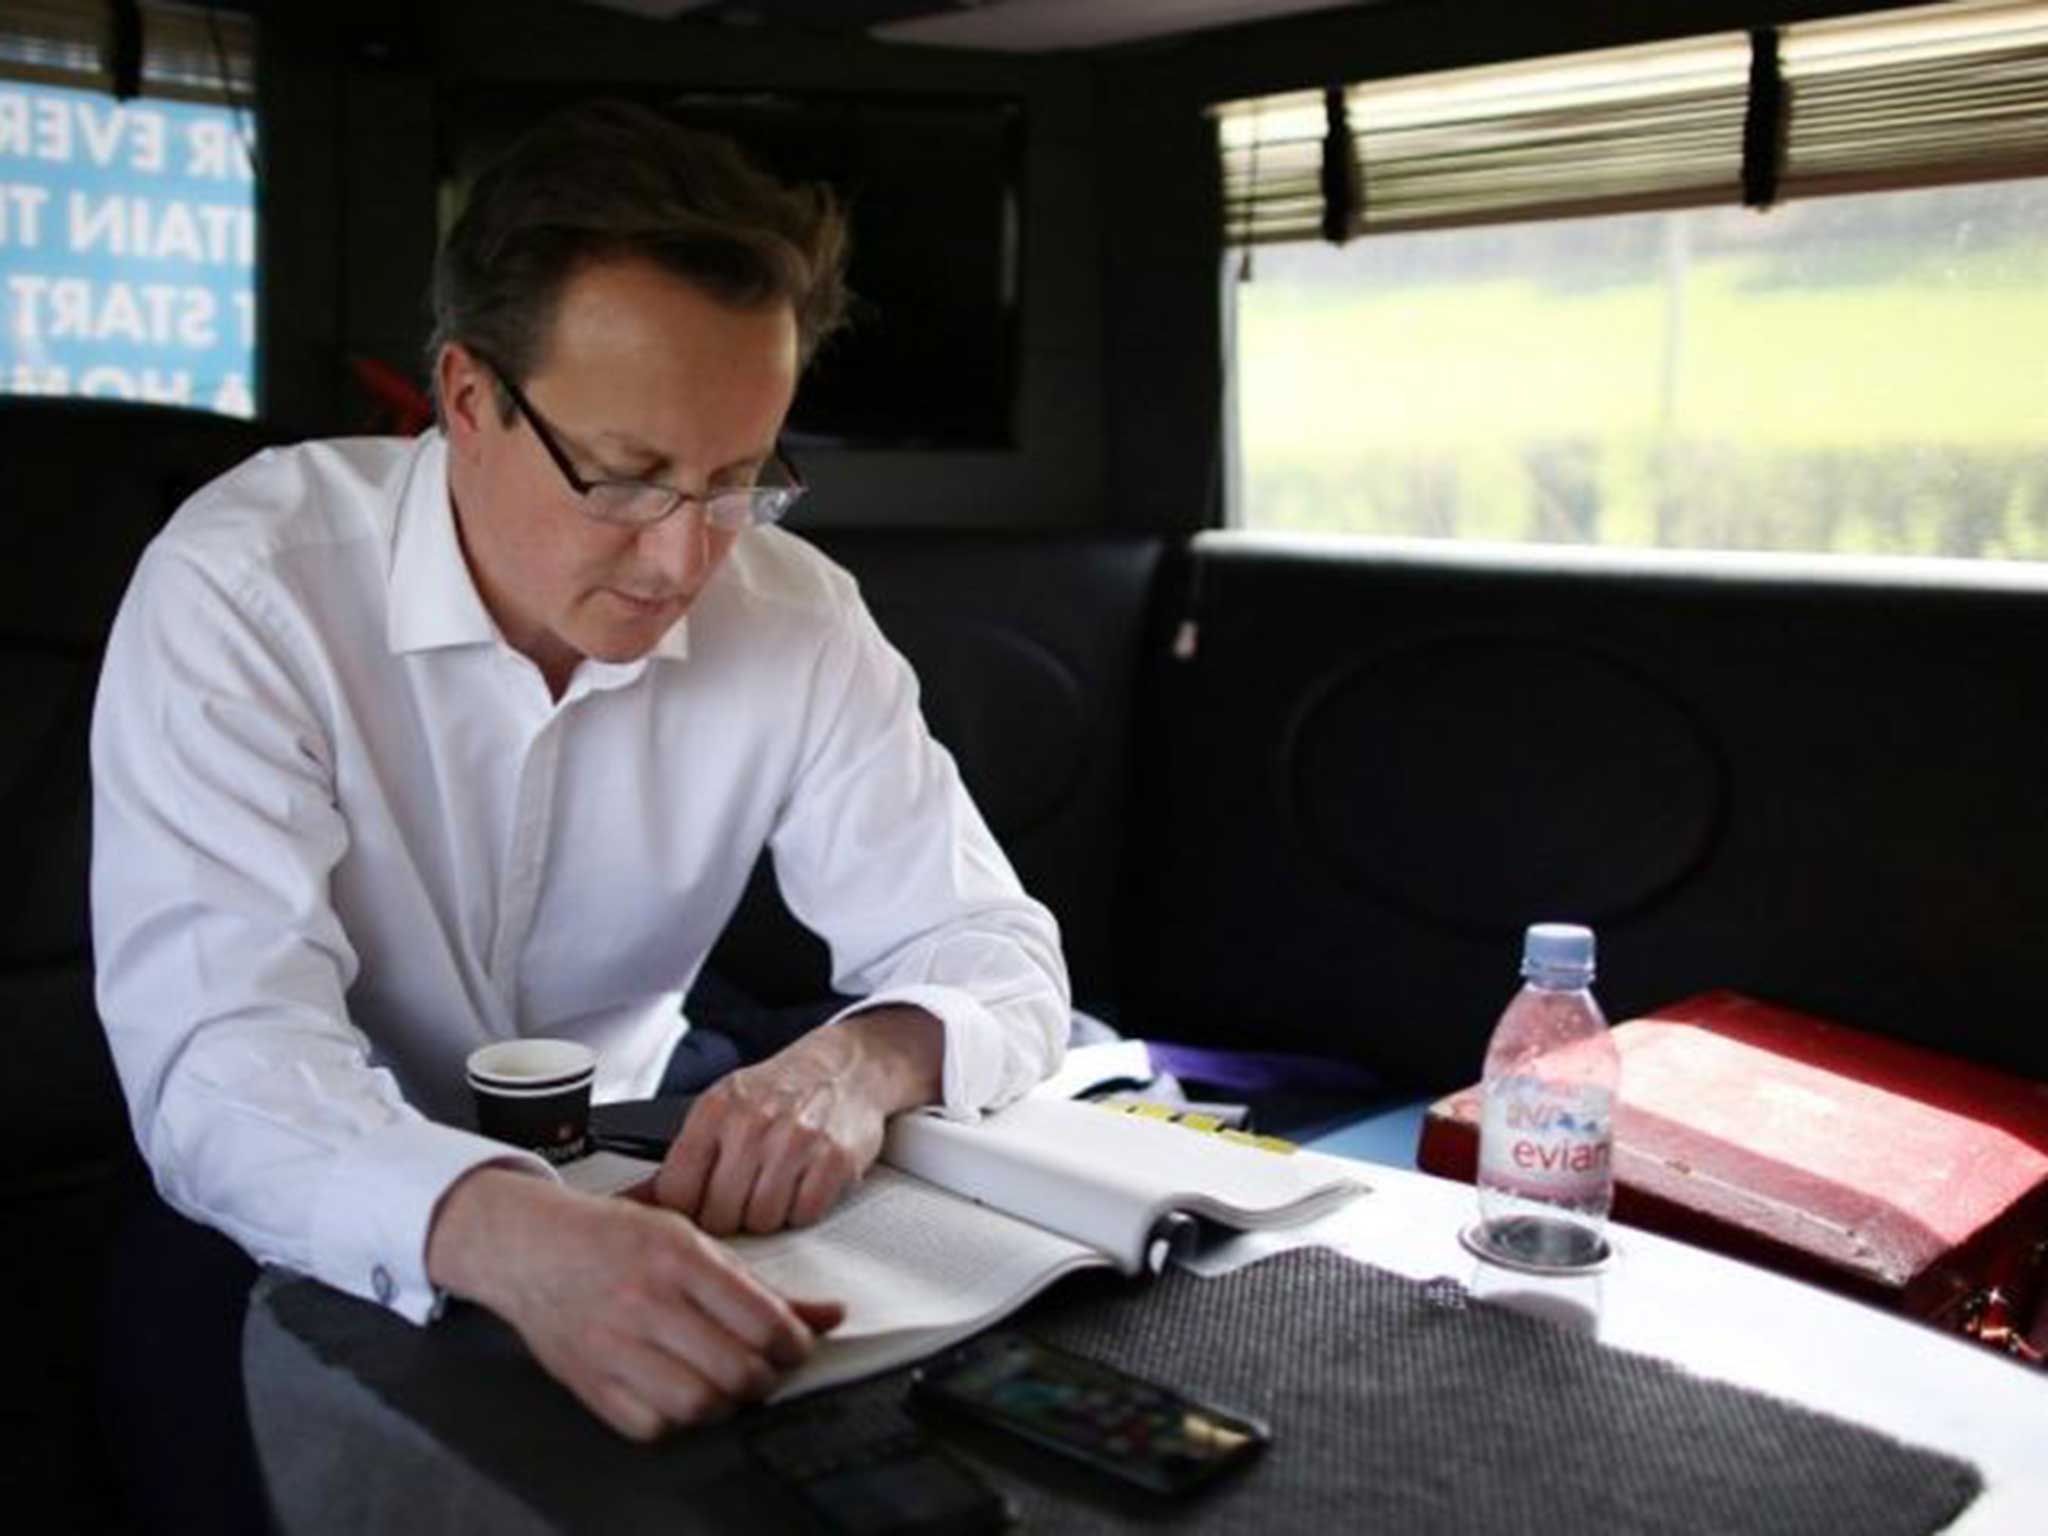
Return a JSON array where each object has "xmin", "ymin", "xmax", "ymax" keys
[{"xmin": 1418, "ymin": 990, "xmax": 2048, "ymax": 1359}]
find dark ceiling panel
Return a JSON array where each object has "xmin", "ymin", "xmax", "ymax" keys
[{"xmin": 695, "ymin": 0, "xmax": 959, "ymax": 28}]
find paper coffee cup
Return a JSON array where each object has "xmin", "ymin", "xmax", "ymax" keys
[{"xmin": 466, "ymin": 1039, "xmax": 597, "ymax": 1165}]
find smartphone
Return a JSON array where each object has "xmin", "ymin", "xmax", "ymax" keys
[
  {"xmin": 748, "ymin": 1400, "xmax": 1011, "ymax": 1536},
  {"xmin": 908, "ymin": 1331, "xmax": 1269, "ymax": 1497}
]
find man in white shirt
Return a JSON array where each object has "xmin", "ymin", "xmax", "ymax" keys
[{"xmin": 90, "ymin": 99, "xmax": 1069, "ymax": 1459}]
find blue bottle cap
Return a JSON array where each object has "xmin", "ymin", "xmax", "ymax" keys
[{"xmin": 1521, "ymin": 922, "xmax": 1595, "ymax": 984}]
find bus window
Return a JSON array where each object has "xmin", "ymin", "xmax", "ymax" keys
[
  {"xmin": 1230, "ymin": 182, "xmax": 2048, "ymax": 560},
  {"xmin": 1220, "ymin": 6, "xmax": 2048, "ymax": 562}
]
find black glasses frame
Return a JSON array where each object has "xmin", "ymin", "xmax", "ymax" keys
[{"xmin": 469, "ymin": 348, "xmax": 806, "ymax": 530}]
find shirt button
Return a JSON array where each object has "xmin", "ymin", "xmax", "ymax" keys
[{"xmin": 372, "ymin": 1265, "xmax": 395, "ymax": 1305}]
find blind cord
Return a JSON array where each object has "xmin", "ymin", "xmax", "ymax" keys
[
  {"xmin": 1742, "ymin": 27, "xmax": 1786, "ymax": 210},
  {"xmin": 1320, "ymin": 84, "xmax": 1357, "ymax": 244},
  {"xmin": 109, "ymin": 0, "xmax": 140, "ymax": 99}
]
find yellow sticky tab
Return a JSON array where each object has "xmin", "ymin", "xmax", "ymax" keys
[
  {"xmin": 1129, "ymin": 1102, "xmax": 1177, "ymax": 1121},
  {"xmin": 1178, "ymin": 1113, "xmax": 1224, "ymax": 1133},
  {"xmin": 1217, "ymin": 1129, "xmax": 1297, "ymax": 1155}
]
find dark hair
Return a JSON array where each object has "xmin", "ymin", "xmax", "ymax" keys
[{"xmin": 427, "ymin": 99, "xmax": 849, "ymax": 414}]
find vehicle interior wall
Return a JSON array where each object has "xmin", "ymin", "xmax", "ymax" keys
[
  {"xmin": 229, "ymin": 0, "xmax": 2048, "ymax": 1080},
  {"xmin": 1078, "ymin": 0, "xmax": 2048, "ymax": 1088},
  {"xmin": 250, "ymin": 0, "xmax": 1938, "ymax": 539},
  {"xmin": 254, "ymin": 0, "xmax": 1107, "ymax": 530},
  {"xmin": 1087, "ymin": 0, "xmax": 1945, "ymax": 533},
  {"xmin": 10, "ymin": 2, "xmax": 2046, "ymax": 1525}
]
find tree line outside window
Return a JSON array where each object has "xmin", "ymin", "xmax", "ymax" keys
[{"xmin": 1233, "ymin": 176, "xmax": 2048, "ymax": 562}]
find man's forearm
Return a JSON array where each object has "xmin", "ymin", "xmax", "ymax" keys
[
  {"xmin": 827, "ymin": 1003, "xmax": 945, "ymax": 1113},
  {"xmin": 425, "ymin": 1163, "xmax": 556, "ymax": 1310},
  {"xmin": 422, "ymin": 1161, "xmax": 834, "ymax": 1440}
]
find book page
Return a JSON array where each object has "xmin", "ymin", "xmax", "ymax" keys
[
  {"xmin": 724, "ymin": 1166, "xmax": 1103, "ymax": 1342},
  {"xmin": 884, "ymin": 1097, "xmax": 1369, "ymax": 1270}
]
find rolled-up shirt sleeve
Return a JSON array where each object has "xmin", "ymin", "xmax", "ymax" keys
[
  {"xmin": 770, "ymin": 592, "xmax": 1071, "ymax": 1118},
  {"xmin": 90, "ymin": 545, "xmax": 550, "ymax": 1324}
]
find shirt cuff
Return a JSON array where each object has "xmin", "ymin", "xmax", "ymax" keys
[
  {"xmin": 308, "ymin": 1116, "xmax": 557, "ymax": 1325},
  {"xmin": 825, "ymin": 984, "xmax": 1009, "ymax": 1121}
]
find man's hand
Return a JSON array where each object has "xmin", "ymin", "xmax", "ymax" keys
[
  {"xmin": 426, "ymin": 1166, "xmax": 844, "ymax": 1440},
  {"xmin": 655, "ymin": 1005, "xmax": 944, "ymax": 1236}
]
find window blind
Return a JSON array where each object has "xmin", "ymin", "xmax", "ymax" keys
[
  {"xmin": 1217, "ymin": 32, "xmax": 1750, "ymax": 244},
  {"xmin": 1217, "ymin": 1, "xmax": 2048, "ymax": 246},
  {"xmin": 0, "ymin": 1, "xmax": 254, "ymax": 106},
  {"xmin": 1782, "ymin": 2, "xmax": 2048, "ymax": 196}
]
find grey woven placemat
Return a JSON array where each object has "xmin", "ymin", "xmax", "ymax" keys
[
  {"xmin": 250, "ymin": 1246, "xmax": 1982, "ymax": 1536},
  {"xmin": 1001, "ymin": 1246, "xmax": 1981, "ymax": 1535}
]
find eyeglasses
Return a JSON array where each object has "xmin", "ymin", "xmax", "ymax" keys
[{"xmin": 472, "ymin": 349, "xmax": 806, "ymax": 531}]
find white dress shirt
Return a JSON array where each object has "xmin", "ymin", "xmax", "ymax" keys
[{"xmin": 90, "ymin": 431, "xmax": 1069, "ymax": 1324}]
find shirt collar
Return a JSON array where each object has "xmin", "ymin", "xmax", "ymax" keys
[
  {"xmin": 385, "ymin": 432, "xmax": 693, "ymax": 667},
  {"xmin": 386, "ymin": 432, "xmax": 499, "ymax": 656}
]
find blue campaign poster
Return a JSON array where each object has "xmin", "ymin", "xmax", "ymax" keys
[{"xmin": 0, "ymin": 80, "xmax": 257, "ymax": 416}]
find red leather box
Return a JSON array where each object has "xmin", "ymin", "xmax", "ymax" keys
[{"xmin": 1418, "ymin": 990, "xmax": 2048, "ymax": 1360}]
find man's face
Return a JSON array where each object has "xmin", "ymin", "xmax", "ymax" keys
[{"xmin": 441, "ymin": 256, "xmax": 800, "ymax": 690}]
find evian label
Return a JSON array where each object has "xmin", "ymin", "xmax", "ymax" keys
[{"xmin": 1480, "ymin": 1076, "xmax": 1613, "ymax": 1199}]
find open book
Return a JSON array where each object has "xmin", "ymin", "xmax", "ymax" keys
[{"xmin": 570, "ymin": 1095, "xmax": 1368, "ymax": 1398}]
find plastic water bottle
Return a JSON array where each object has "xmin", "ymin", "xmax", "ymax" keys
[{"xmin": 1473, "ymin": 923, "xmax": 1620, "ymax": 1270}]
